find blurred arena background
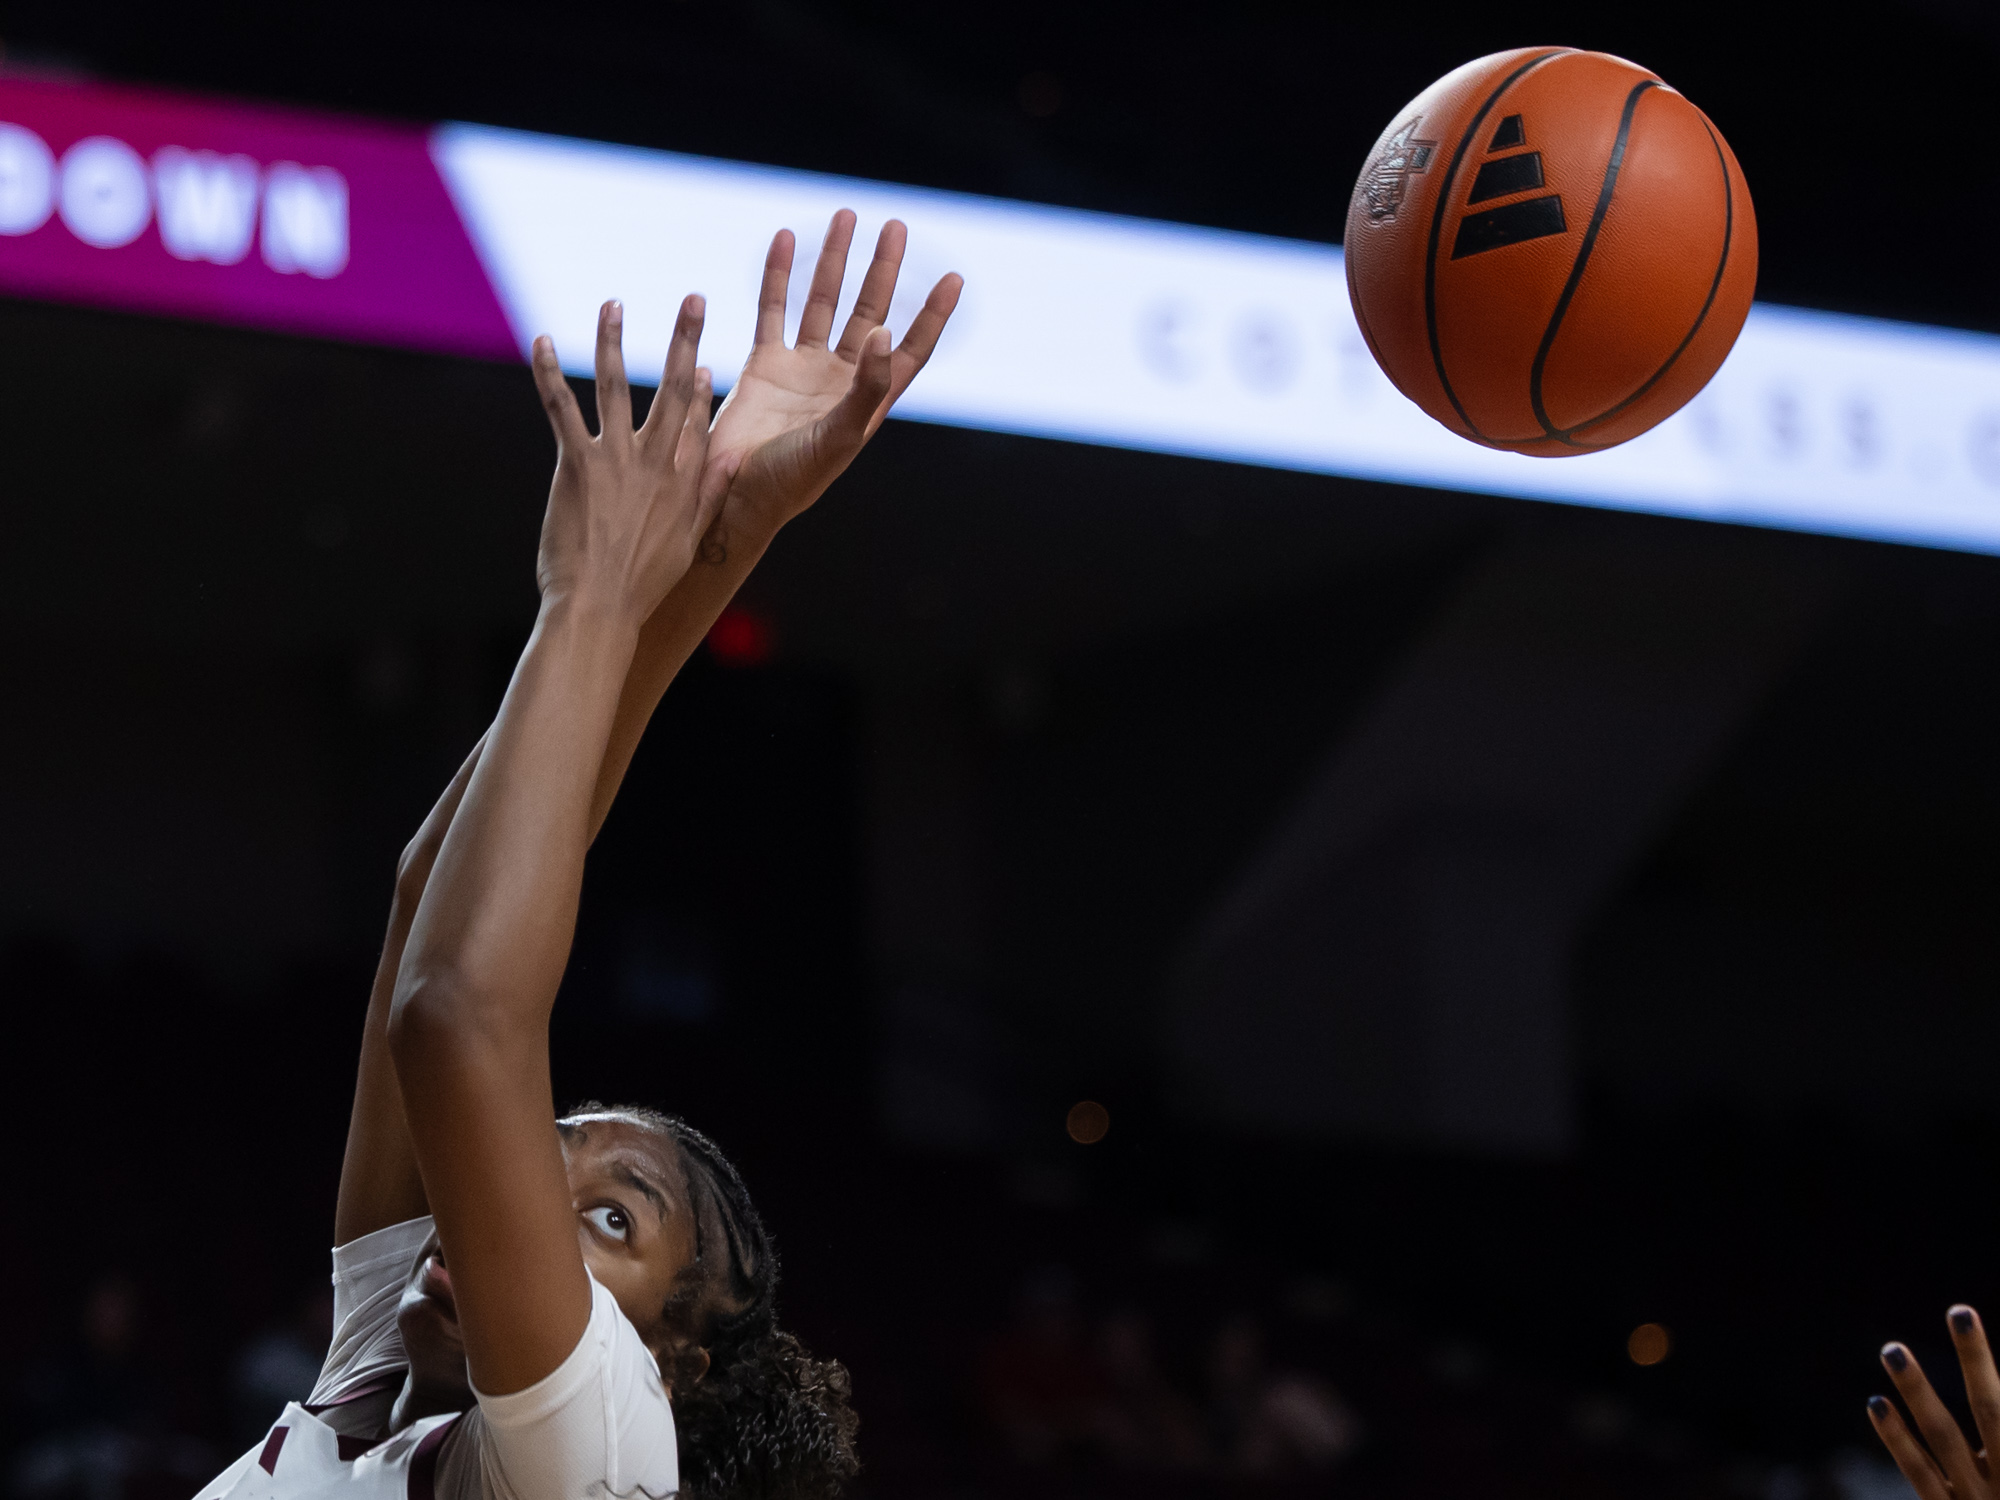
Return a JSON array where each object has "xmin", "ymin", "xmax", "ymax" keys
[{"xmin": 5, "ymin": 3, "xmax": 2000, "ymax": 1496}]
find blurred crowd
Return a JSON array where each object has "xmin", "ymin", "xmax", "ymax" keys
[
  {"xmin": 6, "ymin": 1273, "xmax": 329, "ymax": 1500},
  {"xmin": 976, "ymin": 1268, "xmax": 1357, "ymax": 1480},
  {"xmin": 0, "ymin": 936, "xmax": 1919, "ymax": 1500},
  {"xmin": 0, "ymin": 1251, "xmax": 1918, "ymax": 1500},
  {"xmin": 956, "ymin": 1262, "xmax": 1918, "ymax": 1500}
]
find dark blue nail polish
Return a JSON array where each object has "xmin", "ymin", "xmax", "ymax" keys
[
  {"xmin": 1884, "ymin": 1343, "xmax": 1909, "ymax": 1372},
  {"xmin": 1870, "ymin": 1395, "xmax": 1892, "ymax": 1417},
  {"xmin": 1954, "ymin": 1309, "xmax": 1976, "ymax": 1335}
]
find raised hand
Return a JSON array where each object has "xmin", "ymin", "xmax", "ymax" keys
[
  {"xmin": 704, "ymin": 210, "xmax": 962, "ymax": 545},
  {"xmin": 1871, "ymin": 1307, "xmax": 2000, "ymax": 1499},
  {"xmin": 531, "ymin": 294, "xmax": 736, "ymax": 619}
]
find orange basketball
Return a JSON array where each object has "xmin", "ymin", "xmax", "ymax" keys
[{"xmin": 1344, "ymin": 47, "xmax": 1757, "ymax": 456}]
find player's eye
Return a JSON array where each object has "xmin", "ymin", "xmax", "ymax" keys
[{"xmin": 584, "ymin": 1205, "xmax": 631, "ymax": 1242}]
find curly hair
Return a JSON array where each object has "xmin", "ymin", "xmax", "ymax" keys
[
  {"xmin": 558, "ymin": 1104, "xmax": 859, "ymax": 1500},
  {"xmin": 671, "ymin": 1327, "xmax": 860, "ymax": 1500}
]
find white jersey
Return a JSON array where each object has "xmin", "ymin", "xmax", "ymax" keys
[{"xmin": 194, "ymin": 1217, "xmax": 680, "ymax": 1500}]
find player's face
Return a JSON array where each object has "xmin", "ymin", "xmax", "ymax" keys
[
  {"xmin": 395, "ymin": 1233, "xmax": 469, "ymax": 1407},
  {"xmin": 559, "ymin": 1115, "xmax": 707, "ymax": 1365},
  {"xmin": 393, "ymin": 1117, "xmax": 708, "ymax": 1403}
]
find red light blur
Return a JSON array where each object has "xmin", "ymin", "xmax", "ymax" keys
[{"xmin": 707, "ymin": 606, "xmax": 776, "ymax": 668}]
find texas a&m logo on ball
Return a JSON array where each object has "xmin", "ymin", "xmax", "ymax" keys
[{"xmin": 1358, "ymin": 117, "xmax": 1436, "ymax": 223}]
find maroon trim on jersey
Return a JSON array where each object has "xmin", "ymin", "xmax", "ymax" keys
[
  {"xmin": 304, "ymin": 1373, "xmax": 404, "ymax": 1415},
  {"xmin": 337, "ymin": 1435, "xmax": 378, "ymax": 1462},
  {"xmin": 407, "ymin": 1415, "xmax": 461, "ymax": 1500},
  {"xmin": 258, "ymin": 1427, "xmax": 290, "ymax": 1475}
]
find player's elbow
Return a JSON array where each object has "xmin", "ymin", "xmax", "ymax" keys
[
  {"xmin": 388, "ymin": 964, "xmax": 538, "ymax": 1113},
  {"xmin": 387, "ymin": 966, "xmax": 485, "ymax": 1078},
  {"xmin": 392, "ymin": 840, "xmax": 431, "ymax": 910}
]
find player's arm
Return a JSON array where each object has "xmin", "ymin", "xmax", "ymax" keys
[
  {"xmin": 389, "ymin": 296, "xmax": 732, "ymax": 1395},
  {"xmin": 329, "ymin": 684, "xmax": 645, "ymax": 1244},
  {"xmin": 340, "ymin": 218, "xmax": 960, "ymax": 1247},
  {"xmin": 587, "ymin": 212, "xmax": 961, "ymax": 830},
  {"xmin": 332, "ymin": 734, "xmax": 486, "ymax": 1245}
]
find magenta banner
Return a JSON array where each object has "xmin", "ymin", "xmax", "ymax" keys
[{"xmin": 0, "ymin": 74, "xmax": 516, "ymax": 358}]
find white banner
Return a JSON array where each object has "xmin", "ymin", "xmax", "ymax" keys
[{"xmin": 436, "ymin": 123, "xmax": 2000, "ymax": 556}]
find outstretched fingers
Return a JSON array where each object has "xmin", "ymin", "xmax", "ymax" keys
[
  {"xmin": 1951, "ymin": 1306, "xmax": 2000, "ymax": 1470},
  {"xmin": 1884, "ymin": 1341, "xmax": 1989, "ymax": 1498},
  {"xmin": 671, "ymin": 366, "xmax": 715, "ymax": 480},
  {"xmin": 796, "ymin": 210, "xmax": 857, "ymax": 350},
  {"xmin": 753, "ymin": 230, "xmax": 796, "ymax": 347},
  {"xmin": 816, "ymin": 325, "xmax": 897, "ymax": 458},
  {"xmin": 889, "ymin": 272, "xmax": 964, "ymax": 395},
  {"xmin": 593, "ymin": 300, "xmax": 632, "ymax": 448},
  {"xmin": 1871, "ymin": 1393, "xmax": 1958, "ymax": 1500},
  {"xmin": 642, "ymin": 294, "xmax": 708, "ymax": 452},
  {"xmin": 531, "ymin": 336, "xmax": 591, "ymax": 451},
  {"xmin": 834, "ymin": 219, "xmax": 907, "ymax": 357}
]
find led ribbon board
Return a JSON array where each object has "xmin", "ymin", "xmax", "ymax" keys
[{"xmin": 5, "ymin": 74, "xmax": 2000, "ymax": 554}]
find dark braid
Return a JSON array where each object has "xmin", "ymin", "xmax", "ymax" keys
[{"xmin": 560, "ymin": 1104, "xmax": 859, "ymax": 1500}]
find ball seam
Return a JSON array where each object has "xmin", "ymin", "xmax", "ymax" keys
[
  {"xmin": 1527, "ymin": 78, "xmax": 1660, "ymax": 446},
  {"xmin": 1561, "ymin": 116, "xmax": 1740, "ymax": 447}
]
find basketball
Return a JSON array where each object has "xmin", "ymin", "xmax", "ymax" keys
[{"xmin": 1345, "ymin": 47, "xmax": 1757, "ymax": 456}]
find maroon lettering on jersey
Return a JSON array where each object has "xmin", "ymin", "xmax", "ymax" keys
[
  {"xmin": 258, "ymin": 1427, "xmax": 289, "ymax": 1475},
  {"xmin": 407, "ymin": 1416, "xmax": 462, "ymax": 1500}
]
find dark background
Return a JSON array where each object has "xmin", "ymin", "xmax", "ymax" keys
[{"xmin": 5, "ymin": 3, "xmax": 2000, "ymax": 1496}]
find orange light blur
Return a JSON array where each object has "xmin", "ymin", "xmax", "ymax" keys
[
  {"xmin": 1066, "ymin": 1100, "xmax": 1109, "ymax": 1144},
  {"xmin": 1628, "ymin": 1323, "xmax": 1671, "ymax": 1366}
]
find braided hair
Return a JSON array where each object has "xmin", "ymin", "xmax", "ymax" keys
[{"xmin": 559, "ymin": 1104, "xmax": 859, "ymax": 1500}]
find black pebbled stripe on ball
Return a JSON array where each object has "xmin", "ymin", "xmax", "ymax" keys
[{"xmin": 1420, "ymin": 48, "xmax": 1570, "ymax": 443}]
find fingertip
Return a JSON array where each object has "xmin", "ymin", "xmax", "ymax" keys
[
  {"xmin": 1952, "ymin": 1305, "xmax": 1978, "ymax": 1336},
  {"xmin": 1883, "ymin": 1342, "xmax": 1910, "ymax": 1372},
  {"xmin": 532, "ymin": 334, "xmax": 554, "ymax": 359},
  {"xmin": 684, "ymin": 292, "xmax": 706, "ymax": 319},
  {"xmin": 925, "ymin": 274, "xmax": 965, "ymax": 319},
  {"xmin": 603, "ymin": 299, "xmax": 622, "ymax": 325},
  {"xmin": 1868, "ymin": 1394, "xmax": 1892, "ymax": 1419}
]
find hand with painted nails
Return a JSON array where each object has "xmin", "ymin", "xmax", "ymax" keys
[
  {"xmin": 529, "ymin": 293, "xmax": 737, "ymax": 620},
  {"xmin": 1870, "ymin": 1306, "xmax": 2000, "ymax": 1499},
  {"xmin": 702, "ymin": 210, "xmax": 962, "ymax": 551}
]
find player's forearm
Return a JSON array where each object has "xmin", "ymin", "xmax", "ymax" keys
[
  {"xmin": 398, "ymin": 596, "xmax": 639, "ymax": 1033},
  {"xmin": 334, "ymin": 738, "xmax": 486, "ymax": 1243},
  {"xmin": 334, "ymin": 900, "xmax": 426, "ymax": 1242},
  {"xmin": 588, "ymin": 517, "xmax": 780, "ymax": 838},
  {"xmin": 387, "ymin": 593, "xmax": 633, "ymax": 1396}
]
